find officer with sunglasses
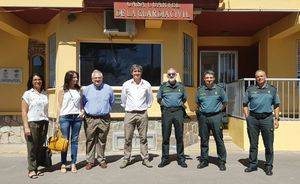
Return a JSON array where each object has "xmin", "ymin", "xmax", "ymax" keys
[{"xmin": 157, "ymin": 68, "xmax": 188, "ymax": 168}]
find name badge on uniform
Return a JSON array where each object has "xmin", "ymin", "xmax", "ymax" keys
[
  {"xmin": 215, "ymin": 91, "xmax": 218, "ymax": 95},
  {"xmin": 268, "ymin": 90, "xmax": 270, "ymax": 93}
]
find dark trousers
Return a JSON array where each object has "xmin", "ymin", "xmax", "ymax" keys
[
  {"xmin": 161, "ymin": 108, "xmax": 185, "ymax": 162},
  {"xmin": 246, "ymin": 115, "xmax": 274, "ymax": 168},
  {"xmin": 198, "ymin": 113, "xmax": 227, "ymax": 164},
  {"xmin": 25, "ymin": 120, "xmax": 48, "ymax": 172}
]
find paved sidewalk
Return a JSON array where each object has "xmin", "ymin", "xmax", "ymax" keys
[{"xmin": 0, "ymin": 151, "xmax": 299, "ymax": 184}]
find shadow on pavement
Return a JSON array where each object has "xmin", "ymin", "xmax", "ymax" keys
[
  {"xmin": 40, "ymin": 154, "xmax": 125, "ymax": 172},
  {"xmin": 238, "ymin": 158, "xmax": 266, "ymax": 171},
  {"xmin": 196, "ymin": 156, "xmax": 219, "ymax": 167},
  {"xmin": 129, "ymin": 153, "xmax": 159, "ymax": 165},
  {"xmin": 167, "ymin": 154, "xmax": 193, "ymax": 163}
]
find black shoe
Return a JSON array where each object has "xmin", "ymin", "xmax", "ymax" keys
[
  {"xmin": 218, "ymin": 163, "xmax": 226, "ymax": 171},
  {"xmin": 158, "ymin": 160, "xmax": 169, "ymax": 168},
  {"xmin": 244, "ymin": 167, "xmax": 257, "ymax": 172},
  {"xmin": 265, "ymin": 167, "xmax": 273, "ymax": 176},
  {"xmin": 197, "ymin": 161, "xmax": 209, "ymax": 169},
  {"xmin": 177, "ymin": 161, "xmax": 187, "ymax": 168}
]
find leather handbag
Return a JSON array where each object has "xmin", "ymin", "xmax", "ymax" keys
[{"xmin": 48, "ymin": 128, "xmax": 69, "ymax": 152}]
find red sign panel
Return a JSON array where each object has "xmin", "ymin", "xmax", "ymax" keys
[{"xmin": 114, "ymin": 2, "xmax": 193, "ymax": 20}]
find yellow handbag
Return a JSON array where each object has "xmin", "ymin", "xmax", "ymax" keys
[{"xmin": 48, "ymin": 127, "xmax": 69, "ymax": 152}]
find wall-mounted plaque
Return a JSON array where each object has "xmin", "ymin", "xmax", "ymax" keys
[{"xmin": 0, "ymin": 68, "xmax": 22, "ymax": 84}]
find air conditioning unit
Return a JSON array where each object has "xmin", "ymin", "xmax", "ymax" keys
[{"xmin": 103, "ymin": 10, "xmax": 136, "ymax": 37}]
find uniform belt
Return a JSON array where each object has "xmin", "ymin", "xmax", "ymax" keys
[
  {"xmin": 200, "ymin": 111, "xmax": 221, "ymax": 117},
  {"xmin": 126, "ymin": 110, "xmax": 146, "ymax": 114},
  {"xmin": 163, "ymin": 106, "xmax": 182, "ymax": 111},
  {"xmin": 86, "ymin": 114, "xmax": 110, "ymax": 119},
  {"xmin": 249, "ymin": 112, "xmax": 272, "ymax": 119}
]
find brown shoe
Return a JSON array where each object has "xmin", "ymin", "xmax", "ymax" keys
[
  {"xmin": 85, "ymin": 163, "xmax": 94, "ymax": 170},
  {"xmin": 99, "ymin": 162, "xmax": 108, "ymax": 169}
]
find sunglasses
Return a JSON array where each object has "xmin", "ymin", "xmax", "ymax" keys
[{"xmin": 167, "ymin": 73, "xmax": 176, "ymax": 77}]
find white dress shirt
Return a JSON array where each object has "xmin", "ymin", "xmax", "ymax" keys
[{"xmin": 121, "ymin": 79, "xmax": 153, "ymax": 111}]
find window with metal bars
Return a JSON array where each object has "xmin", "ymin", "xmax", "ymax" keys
[
  {"xmin": 183, "ymin": 33, "xmax": 193, "ymax": 87},
  {"xmin": 297, "ymin": 40, "xmax": 300, "ymax": 78},
  {"xmin": 48, "ymin": 33, "xmax": 56, "ymax": 88}
]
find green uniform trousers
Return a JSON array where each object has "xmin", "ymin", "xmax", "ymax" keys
[
  {"xmin": 161, "ymin": 107, "xmax": 185, "ymax": 162},
  {"xmin": 25, "ymin": 120, "xmax": 48, "ymax": 172},
  {"xmin": 246, "ymin": 115, "xmax": 274, "ymax": 168},
  {"xmin": 198, "ymin": 112, "xmax": 226, "ymax": 164}
]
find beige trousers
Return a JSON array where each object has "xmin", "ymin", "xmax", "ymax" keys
[
  {"xmin": 123, "ymin": 111, "xmax": 149, "ymax": 160},
  {"xmin": 84, "ymin": 116, "xmax": 110, "ymax": 163}
]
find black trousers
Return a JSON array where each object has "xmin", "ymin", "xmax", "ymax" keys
[
  {"xmin": 246, "ymin": 115, "xmax": 274, "ymax": 168},
  {"xmin": 198, "ymin": 113, "xmax": 227, "ymax": 164},
  {"xmin": 161, "ymin": 108, "xmax": 185, "ymax": 162}
]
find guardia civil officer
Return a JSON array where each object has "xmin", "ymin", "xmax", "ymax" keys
[
  {"xmin": 196, "ymin": 70, "xmax": 227, "ymax": 171},
  {"xmin": 243, "ymin": 70, "xmax": 280, "ymax": 176},
  {"xmin": 157, "ymin": 68, "xmax": 187, "ymax": 168}
]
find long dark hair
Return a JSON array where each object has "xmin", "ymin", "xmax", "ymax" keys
[
  {"xmin": 63, "ymin": 70, "xmax": 80, "ymax": 90},
  {"xmin": 27, "ymin": 73, "xmax": 45, "ymax": 91}
]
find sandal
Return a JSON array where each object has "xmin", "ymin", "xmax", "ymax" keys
[
  {"xmin": 28, "ymin": 171, "xmax": 38, "ymax": 179},
  {"xmin": 71, "ymin": 164, "xmax": 77, "ymax": 173},
  {"xmin": 60, "ymin": 164, "xmax": 67, "ymax": 173},
  {"xmin": 36, "ymin": 171, "xmax": 44, "ymax": 176}
]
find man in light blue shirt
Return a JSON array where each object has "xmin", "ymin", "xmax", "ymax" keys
[{"xmin": 82, "ymin": 70, "xmax": 114, "ymax": 170}]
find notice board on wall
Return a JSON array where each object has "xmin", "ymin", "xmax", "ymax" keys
[{"xmin": 0, "ymin": 68, "xmax": 22, "ymax": 84}]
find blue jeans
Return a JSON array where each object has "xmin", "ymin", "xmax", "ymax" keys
[{"xmin": 59, "ymin": 114, "xmax": 82, "ymax": 164}]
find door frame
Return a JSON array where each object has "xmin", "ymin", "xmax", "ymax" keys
[{"xmin": 199, "ymin": 50, "xmax": 238, "ymax": 86}]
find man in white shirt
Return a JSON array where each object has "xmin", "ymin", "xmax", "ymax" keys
[{"xmin": 120, "ymin": 64, "xmax": 153, "ymax": 168}]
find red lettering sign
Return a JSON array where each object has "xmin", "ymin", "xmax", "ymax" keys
[{"xmin": 114, "ymin": 2, "xmax": 193, "ymax": 20}]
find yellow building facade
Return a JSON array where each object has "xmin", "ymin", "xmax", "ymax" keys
[{"xmin": 1, "ymin": 0, "xmax": 300, "ymax": 151}]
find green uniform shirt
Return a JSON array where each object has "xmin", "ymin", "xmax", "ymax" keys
[
  {"xmin": 196, "ymin": 84, "xmax": 228, "ymax": 113},
  {"xmin": 243, "ymin": 83, "xmax": 280, "ymax": 113},
  {"xmin": 157, "ymin": 81, "xmax": 187, "ymax": 108}
]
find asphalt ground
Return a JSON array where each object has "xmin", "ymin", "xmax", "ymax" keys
[{"xmin": 0, "ymin": 151, "xmax": 299, "ymax": 184}]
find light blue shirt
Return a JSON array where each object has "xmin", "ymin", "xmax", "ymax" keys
[{"xmin": 82, "ymin": 83, "xmax": 115, "ymax": 116}]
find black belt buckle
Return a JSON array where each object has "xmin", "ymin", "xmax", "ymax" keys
[{"xmin": 126, "ymin": 110, "xmax": 146, "ymax": 114}]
